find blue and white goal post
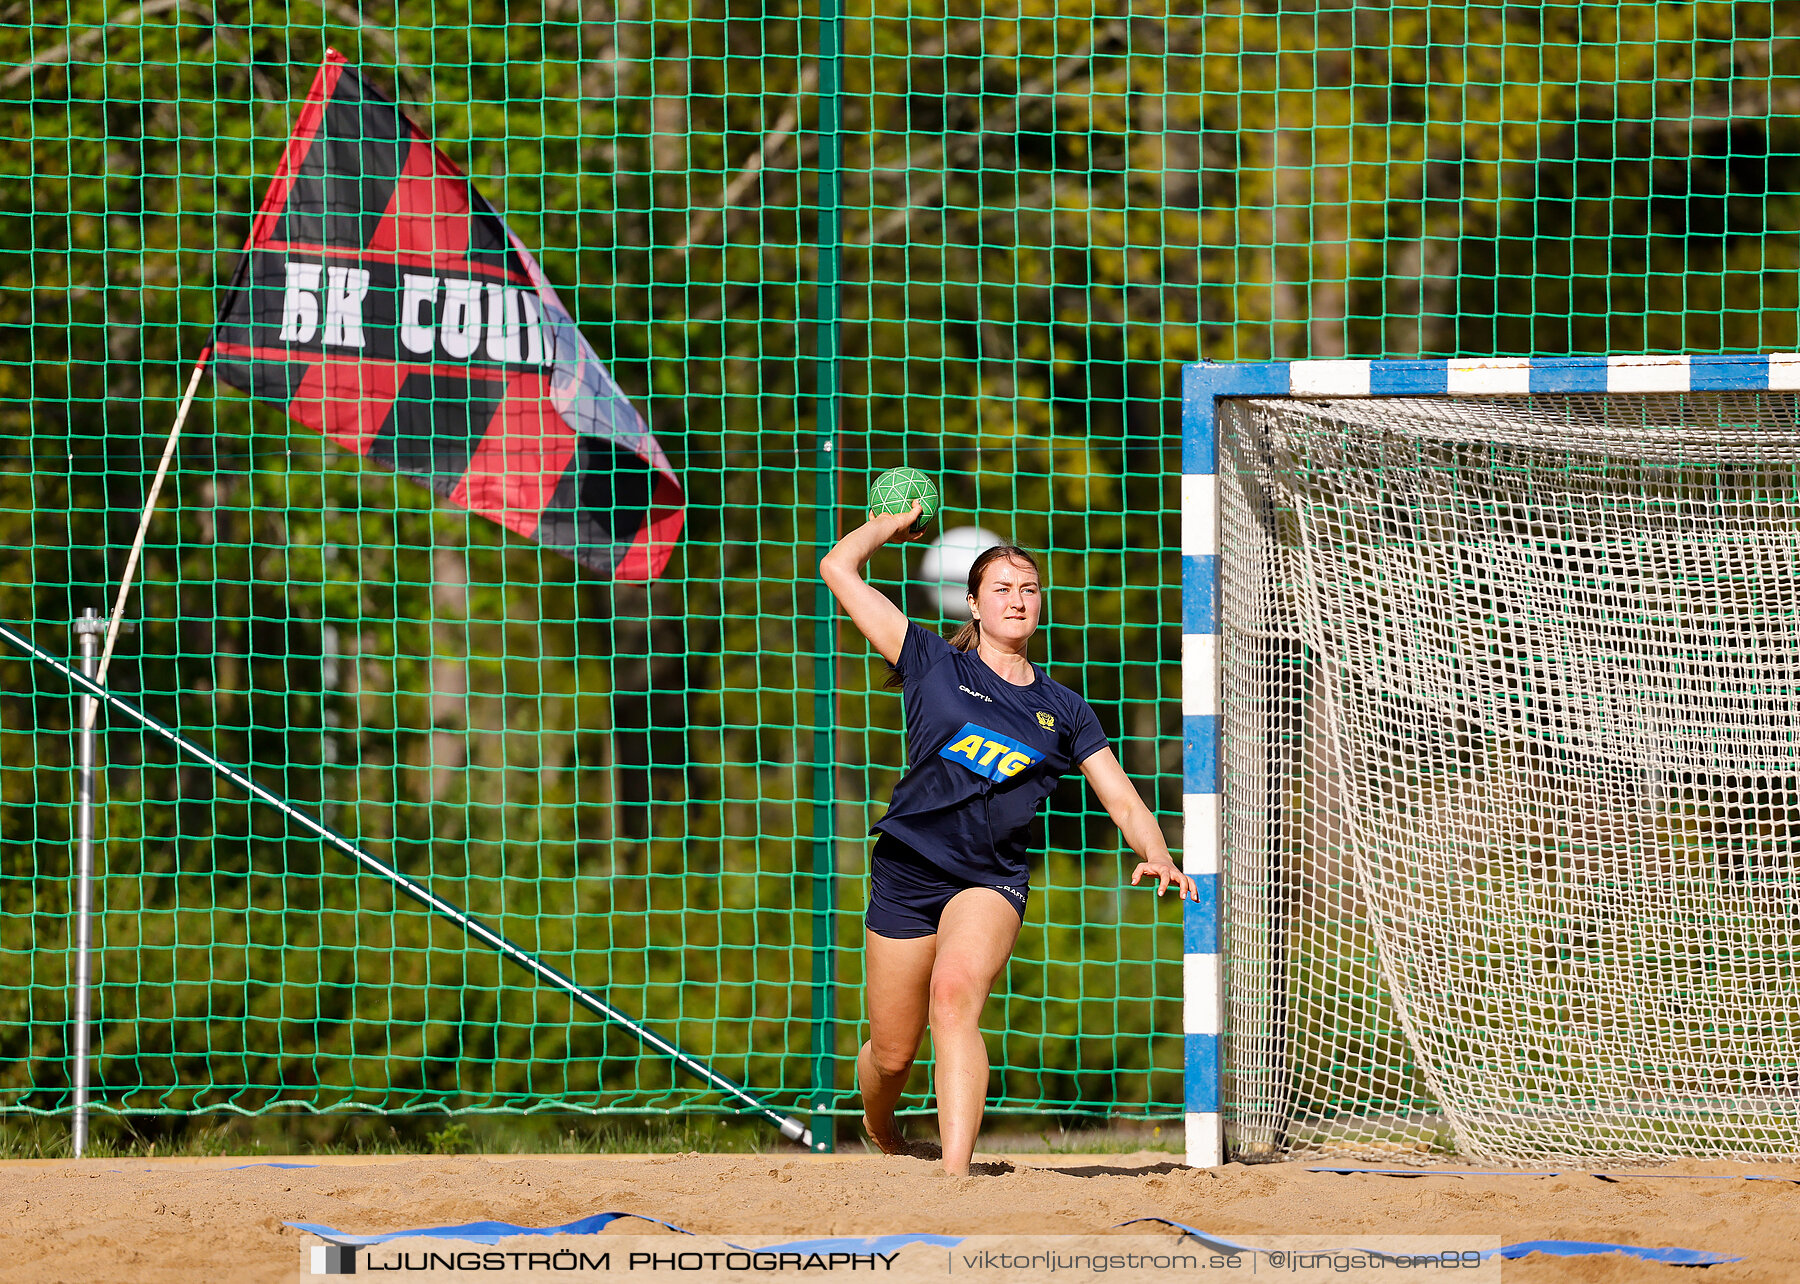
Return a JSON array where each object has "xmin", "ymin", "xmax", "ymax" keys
[{"xmin": 1178, "ymin": 350, "xmax": 1800, "ymax": 1168}]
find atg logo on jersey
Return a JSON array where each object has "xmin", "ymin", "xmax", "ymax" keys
[{"xmin": 938, "ymin": 723, "xmax": 1045, "ymax": 782}]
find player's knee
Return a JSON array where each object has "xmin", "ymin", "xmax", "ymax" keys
[
  {"xmin": 928, "ymin": 968, "xmax": 986, "ymax": 1024},
  {"xmin": 866, "ymin": 1040, "xmax": 914, "ymax": 1080}
]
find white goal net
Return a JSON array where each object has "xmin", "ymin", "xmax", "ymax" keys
[{"xmin": 1219, "ymin": 391, "xmax": 1800, "ymax": 1164}]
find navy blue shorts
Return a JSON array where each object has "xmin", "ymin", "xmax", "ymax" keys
[{"xmin": 864, "ymin": 833, "xmax": 1029, "ymax": 939}]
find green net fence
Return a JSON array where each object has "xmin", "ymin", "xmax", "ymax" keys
[{"xmin": 0, "ymin": 1, "xmax": 1794, "ymax": 1133}]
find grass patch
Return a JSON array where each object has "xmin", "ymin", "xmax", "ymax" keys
[
  {"xmin": 0, "ymin": 1112, "xmax": 1187, "ymax": 1160},
  {"xmin": 0, "ymin": 1112, "xmax": 780, "ymax": 1160}
]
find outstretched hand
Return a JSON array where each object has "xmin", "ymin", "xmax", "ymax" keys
[
  {"xmin": 1131, "ymin": 858, "xmax": 1199, "ymax": 900},
  {"xmin": 866, "ymin": 500, "xmax": 927, "ymax": 544}
]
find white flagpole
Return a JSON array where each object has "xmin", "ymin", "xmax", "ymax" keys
[{"xmin": 83, "ymin": 348, "xmax": 210, "ymax": 732}]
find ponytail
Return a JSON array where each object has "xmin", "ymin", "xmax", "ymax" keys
[
  {"xmin": 946, "ymin": 619, "xmax": 981, "ymax": 652},
  {"xmin": 882, "ymin": 544, "xmax": 1040, "ymax": 690}
]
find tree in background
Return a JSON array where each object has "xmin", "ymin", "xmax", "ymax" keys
[{"xmin": 0, "ymin": 0, "xmax": 1792, "ymax": 1122}]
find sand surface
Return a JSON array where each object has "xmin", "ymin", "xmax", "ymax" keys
[{"xmin": 1, "ymin": 1151, "xmax": 1796, "ymax": 1282}]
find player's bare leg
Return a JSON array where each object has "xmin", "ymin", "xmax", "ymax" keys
[
  {"xmin": 928, "ymin": 888, "xmax": 1023, "ymax": 1175},
  {"xmin": 859, "ymin": 928, "xmax": 935, "ymax": 1155}
]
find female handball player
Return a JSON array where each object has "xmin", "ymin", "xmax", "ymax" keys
[{"xmin": 821, "ymin": 500, "xmax": 1197, "ymax": 1175}]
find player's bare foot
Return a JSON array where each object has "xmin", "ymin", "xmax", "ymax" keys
[
  {"xmin": 862, "ymin": 1115, "xmax": 943, "ymax": 1160},
  {"xmin": 862, "ymin": 1113, "xmax": 907, "ymax": 1156}
]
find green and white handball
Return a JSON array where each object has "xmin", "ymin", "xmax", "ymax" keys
[{"xmin": 868, "ymin": 467, "xmax": 939, "ymax": 532}]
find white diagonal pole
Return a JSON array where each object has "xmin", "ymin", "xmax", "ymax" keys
[{"xmin": 83, "ymin": 349, "xmax": 210, "ymax": 732}]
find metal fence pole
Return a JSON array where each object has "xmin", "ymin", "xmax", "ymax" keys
[
  {"xmin": 806, "ymin": 0, "xmax": 847, "ymax": 1154},
  {"xmin": 70, "ymin": 607, "xmax": 103, "ymax": 1158}
]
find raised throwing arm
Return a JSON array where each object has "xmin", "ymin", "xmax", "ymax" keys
[{"xmin": 818, "ymin": 502, "xmax": 924, "ymax": 665}]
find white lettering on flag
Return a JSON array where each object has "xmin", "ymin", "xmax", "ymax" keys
[
  {"xmin": 484, "ymin": 283, "xmax": 523, "ymax": 363},
  {"xmin": 399, "ymin": 273, "xmax": 438, "ymax": 355},
  {"xmin": 321, "ymin": 266, "xmax": 371, "ymax": 348},
  {"xmin": 439, "ymin": 279, "xmax": 483, "ymax": 359},
  {"xmin": 519, "ymin": 290, "xmax": 546, "ymax": 366},
  {"xmin": 278, "ymin": 262, "xmax": 322, "ymax": 343}
]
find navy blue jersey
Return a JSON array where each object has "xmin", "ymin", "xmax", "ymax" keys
[{"xmin": 871, "ymin": 622, "xmax": 1110, "ymax": 886}]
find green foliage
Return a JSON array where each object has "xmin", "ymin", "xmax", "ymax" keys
[{"xmin": 0, "ymin": 0, "xmax": 1795, "ymax": 1126}]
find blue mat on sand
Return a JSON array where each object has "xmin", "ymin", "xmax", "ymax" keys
[
  {"xmin": 290, "ymin": 1212, "xmax": 1740, "ymax": 1265},
  {"xmin": 1311, "ymin": 1165, "xmax": 1800, "ymax": 1184},
  {"xmin": 758, "ymin": 1235, "xmax": 964, "ymax": 1254},
  {"xmin": 288, "ymin": 1213, "xmax": 693, "ymax": 1246},
  {"xmin": 1119, "ymin": 1218, "xmax": 1742, "ymax": 1267},
  {"xmin": 289, "ymin": 1216, "xmax": 964, "ymax": 1255}
]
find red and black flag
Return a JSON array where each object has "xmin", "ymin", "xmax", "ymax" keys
[{"xmin": 211, "ymin": 50, "xmax": 683, "ymax": 580}]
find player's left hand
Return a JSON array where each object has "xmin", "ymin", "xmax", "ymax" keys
[{"xmin": 1132, "ymin": 859, "xmax": 1199, "ymax": 900}]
